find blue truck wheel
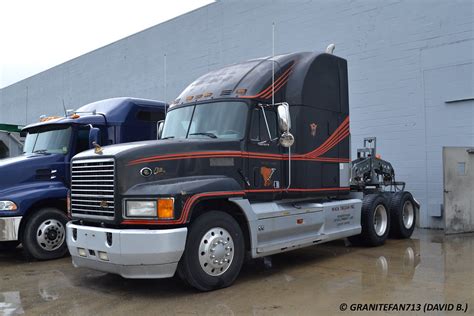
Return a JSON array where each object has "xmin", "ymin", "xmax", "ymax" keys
[{"xmin": 22, "ymin": 208, "xmax": 69, "ymax": 260}]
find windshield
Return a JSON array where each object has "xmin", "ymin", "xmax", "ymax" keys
[
  {"xmin": 23, "ymin": 126, "xmax": 72, "ymax": 154},
  {"xmin": 162, "ymin": 101, "xmax": 248, "ymax": 140}
]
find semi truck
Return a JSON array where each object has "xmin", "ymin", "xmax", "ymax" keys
[
  {"xmin": 66, "ymin": 49, "xmax": 419, "ymax": 291},
  {"xmin": 0, "ymin": 97, "xmax": 167, "ymax": 260}
]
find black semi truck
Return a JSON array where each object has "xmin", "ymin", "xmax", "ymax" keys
[{"xmin": 66, "ymin": 49, "xmax": 419, "ymax": 291}]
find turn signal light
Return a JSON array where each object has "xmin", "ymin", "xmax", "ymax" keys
[{"xmin": 158, "ymin": 198, "xmax": 174, "ymax": 219}]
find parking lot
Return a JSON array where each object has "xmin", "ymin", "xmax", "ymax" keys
[{"xmin": 1, "ymin": 229, "xmax": 472, "ymax": 315}]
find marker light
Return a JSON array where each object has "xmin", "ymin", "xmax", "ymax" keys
[
  {"xmin": 98, "ymin": 251, "xmax": 109, "ymax": 261},
  {"xmin": 158, "ymin": 198, "xmax": 174, "ymax": 219},
  {"xmin": 78, "ymin": 248, "xmax": 87, "ymax": 257},
  {"xmin": 0, "ymin": 201, "xmax": 18, "ymax": 211}
]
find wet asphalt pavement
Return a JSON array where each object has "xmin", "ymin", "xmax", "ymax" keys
[{"xmin": 0, "ymin": 229, "xmax": 473, "ymax": 316}]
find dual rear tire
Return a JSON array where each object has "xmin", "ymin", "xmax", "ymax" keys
[
  {"xmin": 349, "ymin": 194, "xmax": 391, "ymax": 246},
  {"xmin": 349, "ymin": 191, "xmax": 416, "ymax": 246},
  {"xmin": 389, "ymin": 191, "xmax": 417, "ymax": 239}
]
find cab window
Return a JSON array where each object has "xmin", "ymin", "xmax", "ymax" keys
[{"xmin": 249, "ymin": 108, "xmax": 278, "ymax": 142}]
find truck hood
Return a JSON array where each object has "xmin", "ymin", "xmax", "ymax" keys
[
  {"xmin": 0, "ymin": 153, "xmax": 66, "ymax": 193},
  {"xmin": 71, "ymin": 138, "xmax": 244, "ymax": 195}
]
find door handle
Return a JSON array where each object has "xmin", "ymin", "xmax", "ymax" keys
[{"xmin": 444, "ymin": 190, "xmax": 451, "ymax": 193}]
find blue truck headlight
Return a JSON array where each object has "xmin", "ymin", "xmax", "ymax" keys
[
  {"xmin": 0, "ymin": 201, "xmax": 18, "ymax": 211},
  {"xmin": 126, "ymin": 201, "xmax": 157, "ymax": 217}
]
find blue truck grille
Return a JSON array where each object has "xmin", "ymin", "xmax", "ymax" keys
[{"xmin": 71, "ymin": 158, "xmax": 115, "ymax": 220}]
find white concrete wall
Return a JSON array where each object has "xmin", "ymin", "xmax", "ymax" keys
[{"xmin": 1, "ymin": 0, "xmax": 473, "ymax": 228}]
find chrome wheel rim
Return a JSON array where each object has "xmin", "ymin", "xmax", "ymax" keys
[
  {"xmin": 402, "ymin": 201, "xmax": 414, "ymax": 229},
  {"xmin": 198, "ymin": 227, "xmax": 234, "ymax": 276},
  {"xmin": 373, "ymin": 204, "xmax": 388, "ymax": 236},
  {"xmin": 37, "ymin": 219, "xmax": 65, "ymax": 251}
]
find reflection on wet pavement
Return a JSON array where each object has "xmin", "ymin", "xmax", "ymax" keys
[{"xmin": 0, "ymin": 229, "xmax": 472, "ymax": 315}]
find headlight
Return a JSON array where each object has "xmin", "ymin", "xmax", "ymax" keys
[
  {"xmin": 125, "ymin": 198, "xmax": 174, "ymax": 219},
  {"xmin": 0, "ymin": 201, "xmax": 18, "ymax": 211},
  {"xmin": 126, "ymin": 201, "xmax": 157, "ymax": 217}
]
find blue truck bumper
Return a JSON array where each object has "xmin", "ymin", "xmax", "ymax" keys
[
  {"xmin": 0, "ymin": 216, "xmax": 22, "ymax": 241},
  {"xmin": 66, "ymin": 222, "xmax": 187, "ymax": 279}
]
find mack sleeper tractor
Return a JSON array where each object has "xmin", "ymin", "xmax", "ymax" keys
[
  {"xmin": 66, "ymin": 50, "xmax": 419, "ymax": 291},
  {"xmin": 0, "ymin": 97, "xmax": 166, "ymax": 260}
]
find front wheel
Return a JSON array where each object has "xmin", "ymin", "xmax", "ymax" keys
[
  {"xmin": 22, "ymin": 208, "xmax": 69, "ymax": 260},
  {"xmin": 178, "ymin": 211, "xmax": 245, "ymax": 291}
]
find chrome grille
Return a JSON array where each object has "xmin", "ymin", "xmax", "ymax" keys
[{"xmin": 71, "ymin": 158, "xmax": 115, "ymax": 220}]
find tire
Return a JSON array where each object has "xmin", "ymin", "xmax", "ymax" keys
[
  {"xmin": 178, "ymin": 211, "xmax": 245, "ymax": 291},
  {"xmin": 22, "ymin": 208, "xmax": 69, "ymax": 260},
  {"xmin": 349, "ymin": 194, "xmax": 390, "ymax": 247},
  {"xmin": 389, "ymin": 191, "xmax": 416, "ymax": 239},
  {"xmin": 0, "ymin": 241, "xmax": 20, "ymax": 251}
]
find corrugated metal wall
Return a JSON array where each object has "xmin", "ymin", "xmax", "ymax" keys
[{"xmin": 1, "ymin": 0, "xmax": 473, "ymax": 228}]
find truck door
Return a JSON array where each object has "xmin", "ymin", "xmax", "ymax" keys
[{"xmin": 246, "ymin": 106, "xmax": 282, "ymax": 201}]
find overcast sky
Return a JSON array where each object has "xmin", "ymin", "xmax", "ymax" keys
[{"xmin": 0, "ymin": 0, "xmax": 214, "ymax": 88}]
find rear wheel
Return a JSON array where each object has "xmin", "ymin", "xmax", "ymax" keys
[
  {"xmin": 389, "ymin": 191, "xmax": 416, "ymax": 238},
  {"xmin": 22, "ymin": 208, "xmax": 69, "ymax": 260},
  {"xmin": 178, "ymin": 211, "xmax": 245, "ymax": 291},
  {"xmin": 349, "ymin": 194, "xmax": 390, "ymax": 246}
]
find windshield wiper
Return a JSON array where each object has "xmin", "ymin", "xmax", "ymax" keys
[
  {"xmin": 189, "ymin": 132, "xmax": 218, "ymax": 139},
  {"xmin": 161, "ymin": 136, "xmax": 174, "ymax": 140}
]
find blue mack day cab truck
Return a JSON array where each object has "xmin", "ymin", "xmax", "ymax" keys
[
  {"xmin": 67, "ymin": 48, "xmax": 420, "ymax": 291},
  {"xmin": 0, "ymin": 97, "xmax": 166, "ymax": 260}
]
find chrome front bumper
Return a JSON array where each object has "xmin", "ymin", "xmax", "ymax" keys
[
  {"xmin": 66, "ymin": 222, "xmax": 187, "ymax": 279},
  {"xmin": 0, "ymin": 216, "xmax": 22, "ymax": 241}
]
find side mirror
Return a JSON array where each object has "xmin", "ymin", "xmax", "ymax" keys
[
  {"xmin": 277, "ymin": 103, "xmax": 294, "ymax": 148},
  {"xmin": 157, "ymin": 120, "xmax": 164, "ymax": 139},
  {"xmin": 89, "ymin": 127, "xmax": 101, "ymax": 148},
  {"xmin": 277, "ymin": 103, "xmax": 291, "ymax": 132}
]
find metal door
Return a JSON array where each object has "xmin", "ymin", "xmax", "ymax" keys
[{"xmin": 443, "ymin": 147, "xmax": 474, "ymax": 234}]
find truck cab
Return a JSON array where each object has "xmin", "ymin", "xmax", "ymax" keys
[
  {"xmin": 0, "ymin": 97, "xmax": 166, "ymax": 260},
  {"xmin": 67, "ymin": 51, "xmax": 418, "ymax": 291}
]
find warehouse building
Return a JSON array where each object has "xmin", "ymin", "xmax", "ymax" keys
[{"xmin": 0, "ymin": 0, "xmax": 472, "ymax": 231}]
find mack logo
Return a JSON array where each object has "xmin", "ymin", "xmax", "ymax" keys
[
  {"xmin": 140, "ymin": 167, "xmax": 153, "ymax": 177},
  {"xmin": 99, "ymin": 200, "xmax": 108, "ymax": 208},
  {"xmin": 93, "ymin": 142, "xmax": 103, "ymax": 155}
]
